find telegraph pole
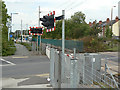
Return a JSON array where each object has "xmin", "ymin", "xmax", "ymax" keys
[
  {"xmin": 38, "ymin": 6, "xmax": 41, "ymax": 54},
  {"xmin": 10, "ymin": 13, "xmax": 12, "ymax": 33},
  {"xmin": 36, "ymin": 6, "xmax": 40, "ymax": 54},
  {"xmin": 111, "ymin": 6, "xmax": 116, "ymax": 34},
  {"xmin": 39, "ymin": 6, "xmax": 40, "ymax": 27},
  {"xmin": 37, "ymin": 32, "xmax": 38, "ymax": 54},
  {"xmin": 21, "ymin": 19, "xmax": 23, "ymax": 43},
  {"xmin": 7, "ymin": 21, "xmax": 11, "ymax": 41}
]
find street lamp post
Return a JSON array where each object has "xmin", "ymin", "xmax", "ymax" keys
[
  {"xmin": 111, "ymin": 6, "xmax": 116, "ymax": 33},
  {"xmin": 10, "ymin": 13, "xmax": 18, "ymax": 41},
  {"xmin": 6, "ymin": 21, "xmax": 11, "ymax": 41},
  {"xmin": 10, "ymin": 13, "xmax": 18, "ymax": 33}
]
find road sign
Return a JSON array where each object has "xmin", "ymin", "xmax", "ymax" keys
[
  {"xmin": 10, "ymin": 35, "xmax": 13, "ymax": 38},
  {"xmin": 29, "ymin": 27, "xmax": 43, "ymax": 35}
]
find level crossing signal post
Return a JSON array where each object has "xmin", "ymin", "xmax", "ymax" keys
[
  {"xmin": 29, "ymin": 27, "xmax": 43, "ymax": 54},
  {"xmin": 40, "ymin": 10, "xmax": 65, "ymax": 88}
]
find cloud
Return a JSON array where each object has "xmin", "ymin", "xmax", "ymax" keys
[{"xmin": 4, "ymin": 0, "xmax": 119, "ymax": 32}]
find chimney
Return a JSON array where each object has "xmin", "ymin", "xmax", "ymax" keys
[
  {"xmin": 93, "ymin": 21, "xmax": 95, "ymax": 24},
  {"xmin": 115, "ymin": 16, "xmax": 119, "ymax": 22},
  {"xmin": 89, "ymin": 22, "xmax": 92, "ymax": 26},
  {"xmin": 99, "ymin": 20, "xmax": 102, "ymax": 25},
  {"xmin": 106, "ymin": 18, "xmax": 110, "ymax": 23}
]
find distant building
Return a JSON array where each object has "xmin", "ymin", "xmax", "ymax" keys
[
  {"xmin": 15, "ymin": 30, "xmax": 21, "ymax": 38},
  {"xmin": 23, "ymin": 30, "xmax": 29, "ymax": 35},
  {"xmin": 89, "ymin": 16, "xmax": 120, "ymax": 38},
  {"xmin": 15, "ymin": 30, "xmax": 29, "ymax": 39}
]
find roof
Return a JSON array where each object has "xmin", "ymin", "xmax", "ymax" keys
[{"xmin": 98, "ymin": 19, "xmax": 120, "ymax": 27}]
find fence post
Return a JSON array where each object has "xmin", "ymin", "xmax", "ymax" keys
[
  {"xmin": 70, "ymin": 48, "xmax": 78, "ymax": 88},
  {"xmin": 82, "ymin": 54, "xmax": 85, "ymax": 84},
  {"xmin": 32, "ymin": 42, "xmax": 33, "ymax": 51},
  {"xmin": 104, "ymin": 58, "xmax": 107, "ymax": 82},
  {"xmin": 91, "ymin": 55, "xmax": 95, "ymax": 85},
  {"xmin": 54, "ymin": 49, "xmax": 61, "ymax": 88},
  {"xmin": 33, "ymin": 42, "xmax": 36, "ymax": 53},
  {"xmin": 70, "ymin": 58, "xmax": 78, "ymax": 88},
  {"xmin": 83, "ymin": 57, "xmax": 85, "ymax": 84},
  {"xmin": 50, "ymin": 48, "xmax": 55, "ymax": 86},
  {"xmin": 73, "ymin": 48, "xmax": 76, "ymax": 59},
  {"xmin": 58, "ymin": 51, "xmax": 61, "ymax": 88}
]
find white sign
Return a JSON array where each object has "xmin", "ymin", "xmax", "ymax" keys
[{"xmin": 93, "ymin": 58, "xmax": 95, "ymax": 62}]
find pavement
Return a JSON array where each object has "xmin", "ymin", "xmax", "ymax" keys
[{"xmin": 1, "ymin": 74, "xmax": 51, "ymax": 88}]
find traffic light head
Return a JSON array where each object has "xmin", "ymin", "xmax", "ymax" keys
[
  {"xmin": 40, "ymin": 11, "xmax": 55, "ymax": 31},
  {"xmin": 40, "ymin": 15, "xmax": 54, "ymax": 29}
]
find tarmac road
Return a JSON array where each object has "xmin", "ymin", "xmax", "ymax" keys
[{"xmin": 1, "ymin": 44, "xmax": 50, "ymax": 88}]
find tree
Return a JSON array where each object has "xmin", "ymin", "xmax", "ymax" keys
[
  {"xmin": 42, "ymin": 11, "xmax": 91, "ymax": 39},
  {"xmin": 89, "ymin": 20, "xmax": 102, "ymax": 36},
  {"xmin": 105, "ymin": 25, "xmax": 112, "ymax": 38},
  {"xmin": 1, "ymin": 1, "xmax": 16, "ymax": 56},
  {"xmin": 71, "ymin": 11, "xmax": 86, "ymax": 24}
]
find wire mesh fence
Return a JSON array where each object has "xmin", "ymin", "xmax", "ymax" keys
[
  {"xmin": 42, "ymin": 39, "xmax": 83, "ymax": 52},
  {"xmin": 46, "ymin": 45, "xmax": 119, "ymax": 89}
]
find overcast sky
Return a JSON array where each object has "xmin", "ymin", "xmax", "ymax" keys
[{"xmin": 3, "ymin": 0, "xmax": 120, "ymax": 32}]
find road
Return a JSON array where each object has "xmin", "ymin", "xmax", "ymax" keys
[
  {"xmin": 99, "ymin": 52, "xmax": 119, "ymax": 75},
  {"xmin": 1, "ymin": 44, "xmax": 50, "ymax": 88},
  {"xmin": 2, "ymin": 56, "xmax": 50, "ymax": 78}
]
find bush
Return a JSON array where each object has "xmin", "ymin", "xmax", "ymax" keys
[
  {"xmin": 81, "ymin": 36, "xmax": 109, "ymax": 53},
  {"xmin": 2, "ymin": 40, "xmax": 16, "ymax": 56}
]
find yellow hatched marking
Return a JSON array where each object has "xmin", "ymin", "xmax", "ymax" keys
[{"xmin": 12, "ymin": 56, "xmax": 28, "ymax": 58}]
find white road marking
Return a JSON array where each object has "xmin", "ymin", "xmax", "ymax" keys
[
  {"xmin": 0, "ymin": 58, "xmax": 16, "ymax": 66},
  {"xmin": 0, "ymin": 64, "xmax": 14, "ymax": 67}
]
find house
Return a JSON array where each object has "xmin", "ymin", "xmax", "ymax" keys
[
  {"xmin": 15, "ymin": 30, "xmax": 21, "ymax": 38},
  {"xmin": 23, "ymin": 30, "xmax": 29, "ymax": 35},
  {"xmin": 89, "ymin": 16, "xmax": 120, "ymax": 39}
]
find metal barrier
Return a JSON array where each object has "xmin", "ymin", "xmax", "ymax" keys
[{"xmin": 46, "ymin": 45, "xmax": 119, "ymax": 89}]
